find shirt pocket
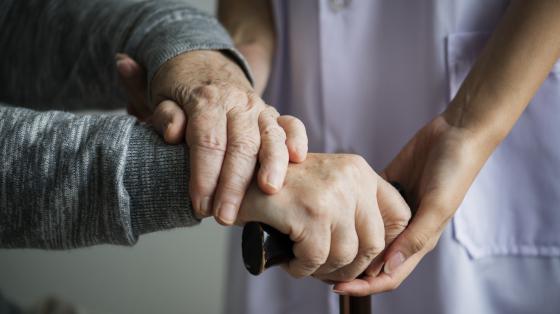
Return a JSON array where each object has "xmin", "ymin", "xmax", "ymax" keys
[{"xmin": 447, "ymin": 32, "xmax": 560, "ymax": 259}]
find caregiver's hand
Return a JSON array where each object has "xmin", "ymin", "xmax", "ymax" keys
[
  {"xmin": 115, "ymin": 51, "xmax": 308, "ymax": 224},
  {"xmin": 333, "ymin": 115, "xmax": 491, "ymax": 296},
  {"xmin": 236, "ymin": 153, "xmax": 411, "ymax": 282},
  {"xmin": 334, "ymin": 0, "xmax": 560, "ymax": 295}
]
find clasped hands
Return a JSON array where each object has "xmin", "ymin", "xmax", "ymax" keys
[{"xmin": 117, "ymin": 50, "xmax": 481, "ymax": 296}]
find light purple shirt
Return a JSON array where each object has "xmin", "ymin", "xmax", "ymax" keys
[{"xmin": 226, "ymin": 1, "xmax": 560, "ymax": 313}]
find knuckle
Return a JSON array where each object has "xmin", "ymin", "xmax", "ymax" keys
[
  {"xmin": 360, "ymin": 242, "xmax": 384, "ymax": 262},
  {"xmin": 227, "ymin": 90, "xmax": 252, "ymax": 109},
  {"xmin": 228, "ymin": 136, "xmax": 260, "ymax": 159},
  {"xmin": 303, "ymin": 252, "xmax": 328, "ymax": 270},
  {"xmin": 262, "ymin": 105, "xmax": 280, "ymax": 117},
  {"xmin": 329, "ymin": 253, "xmax": 354, "ymax": 270},
  {"xmin": 385, "ymin": 223, "xmax": 408, "ymax": 241},
  {"xmin": 304, "ymin": 202, "xmax": 331, "ymax": 222},
  {"xmin": 407, "ymin": 231, "xmax": 432, "ymax": 254},
  {"xmin": 191, "ymin": 85, "xmax": 220, "ymax": 101},
  {"xmin": 192, "ymin": 133, "xmax": 227, "ymax": 153},
  {"xmin": 261, "ymin": 123, "xmax": 287, "ymax": 143},
  {"xmin": 172, "ymin": 84, "xmax": 191, "ymax": 104},
  {"xmin": 219, "ymin": 183, "xmax": 246, "ymax": 198},
  {"xmin": 341, "ymin": 154, "xmax": 368, "ymax": 177},
  {"xmin": 385, "ymin": 214, "xmax": 410, "ymax": 240}
]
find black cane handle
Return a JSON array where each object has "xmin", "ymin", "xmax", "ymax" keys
[{"xmin": 241, "ymin": 222, "xmax": 294, "ymax": 275}]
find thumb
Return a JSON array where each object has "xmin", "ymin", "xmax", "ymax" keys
[
  {"xmin": 151, "ymin": 100, "xmax": 187, "ymax": 144},
  {"xmin": 382, "ymin": 200, "xmax": 445, "ymax": 275},
  {"xmin": 115, "ymin": 53, "xmax": 150, "ymax": 118},
  {"xmin": 376, "ymin": 178, "xmax": 411, "ymax": 243}
]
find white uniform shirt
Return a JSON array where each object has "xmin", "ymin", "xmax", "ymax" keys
[{"xmin": 226, "ymin": 1, "xmax": 560, "ymax": 313}]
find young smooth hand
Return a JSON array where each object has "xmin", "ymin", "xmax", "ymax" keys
[{"xmin": 333, "ymin": 115, "xmax": 492, "ymax": 296}]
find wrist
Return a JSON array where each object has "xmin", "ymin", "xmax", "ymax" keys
[
  {"xmin": 443, "ymin": 91, "xmax": 511, "ymax": 150},
  {"xmin": 151, "ymin": 50, "xmax": 253, "ymax": 105},
  {"xmin": 219, "ymin": 2, "xmax": 275, "ymax": 54},
  {"xmin": 236, "ymin": 42, "xmax": 274, "ymax": 95}
]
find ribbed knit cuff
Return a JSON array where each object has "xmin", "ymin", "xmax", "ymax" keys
[
  {"xmin": 131, "ymin": 13, "xmax": 254, "ymax": 104},
  {"xmin": 124, "ymin": 123, "xmax": 199, "ymax": 237}
]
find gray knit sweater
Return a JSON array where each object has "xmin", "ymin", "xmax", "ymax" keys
[{"xmin": 0, "ymin": 0, "xmax": 250, "ymax": 249}]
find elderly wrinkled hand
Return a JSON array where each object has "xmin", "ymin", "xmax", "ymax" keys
[
  {"xmin": 116, "ymin": 51, "xmax": 308, "ymax": 225},
  {"xmin": 236, "ymin": 153, "xmax": 411, "ymax": 283}
]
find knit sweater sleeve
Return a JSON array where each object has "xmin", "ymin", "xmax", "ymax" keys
[
  {"xmin": 0, "ymin": 0, "xmax": 255, "ymax": 249},
  {"xmin": 0, "ymin": 0, "xmax": 251, "ymax": 111},
  {"xmin": 0, "ymin": 104, "xmax": 197, "ymax": 249}
]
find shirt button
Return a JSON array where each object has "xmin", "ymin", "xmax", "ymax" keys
[{"xmin": 329, "ymin": 0, "xmax": 351, "ymax": 12}]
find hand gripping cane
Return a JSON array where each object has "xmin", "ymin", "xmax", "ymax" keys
[{"xmin": 241, "ymin": 182, "xmax": 408, "ymax": 314}]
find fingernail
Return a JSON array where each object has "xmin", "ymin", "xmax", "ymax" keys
[
  {"xmin": 332, "ymin": 288, "xmax": 347, "ymax": 295},
  {"xmin": 217, "ymin": 202, "xmax": 237, "ymax": 224},
  {"xmin": 383, "ymin": 251, "xmax": 405, "ymax": 275},
  {"xmin": 200, "ymin": 197, "xmax": 211, "ymax": 216},
  {"xmin": 266, "ymin": 172, "xmax": 282, "ymax": 191}
]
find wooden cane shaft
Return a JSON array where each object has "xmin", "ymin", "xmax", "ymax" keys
[{"xmin": 340, "ymin": 295, "xmax": 371, "ymax": 314}]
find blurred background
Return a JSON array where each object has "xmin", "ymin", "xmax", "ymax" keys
[{"xmin": 0, "ymin": 1, "xmax": 232, "ymax": 313}]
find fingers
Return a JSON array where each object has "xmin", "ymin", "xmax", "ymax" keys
[
  {"xmin": 332, "ymin": 251, "xmax": 424, "ymax": 296},
  {"xmin": 115, "ymin": 54, "xmax": 150, "ymax": 120},
  {"xmin": 257, "ymin": 107, "xmax": 289, "ymax": 194},
  {"xmin": 151, "ymin": 100, "xmax": 187, "ymax": 144},
  {"xmin": 312, "ymin": 221, "xmax": 359, "ymax": 279},
  {"xmin": 376, "ymin": 178, "xmax": 411, "ymax": 243},
  {"xmin": 333, "ymin": 197, "xmax": 445, "ymax": 296},
  {"xmin": 186, "ymin": 98, "xmax": 228, "ymax": 219},
  {"xmin": 286, "ymin": 225, "xmax": 331, "ymax": 278},
  {"xmin": 382, "ymin": 202, "xmax": 443, "ymax": 275},
  {"xmin": 277, "ymin": 115, "xmax": 308, "ymax": 163},
  {"xmin": 316, "ymin": 194, "xmax": 385, "ymax": 282},
  {"xmin": 213, "ymin": 103, "xmax": 261, "ymax": 225}
]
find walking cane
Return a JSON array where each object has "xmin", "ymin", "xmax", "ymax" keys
[{"xmin": 241, "ymin": 182, "xmax": 407, "ymax": 314}]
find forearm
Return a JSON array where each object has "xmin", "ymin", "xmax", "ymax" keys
[
  {"xmin": 218, "ymin": 0, "xmax": 275, "ymax": 94},
  {"xmin": 444, "ymin": 0, "xmax": 560, "ymax": 148},
  {"xmin": 0, "ymin": 104, "xmax": 197, "ymax": 249},
  {"xmin": 0, "ymin": 0, "xmax": 249, "ymax": 111}
]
